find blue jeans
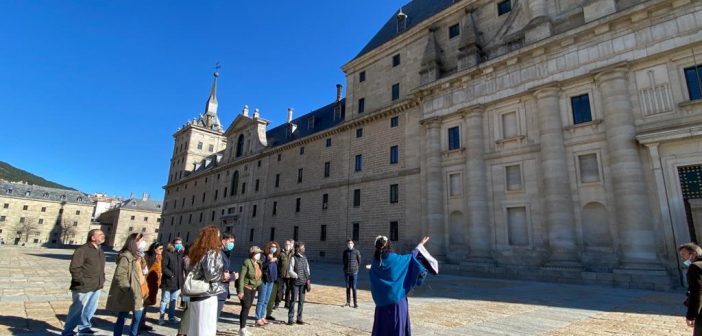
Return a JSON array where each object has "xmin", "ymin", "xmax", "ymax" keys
[
  {"xmin": 159, "ymin": 289, "xmax": 180, "ymax": 320},
  {"xmin": 61, "ymin": 289, "xmax": 101, "ymax": 335},
  {"xmin": 113, "ymin": 310, "xmax": 143, "ymax": 336},
  {"xmin": 345, "ymin": 273, "xmax": 358, "ymax": 305},
  {"xmin": 255, "ymin": 281, "xmax": 274, "ymax": 320}
]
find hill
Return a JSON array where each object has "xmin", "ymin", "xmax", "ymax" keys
[{"xmin": 0, "ymin": 161, "xmax": 76, "ymax": 191}]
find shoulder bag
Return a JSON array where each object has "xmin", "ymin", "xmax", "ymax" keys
[{"xmin": 182, "ymin": 259, "xmax": 210, "ymax": 296}]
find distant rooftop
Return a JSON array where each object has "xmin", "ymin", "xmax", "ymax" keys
[
  {"xmin": 117, "ymin": 198, "xmax": 163, "ymax": 212},
  {"xmin": 0, "ymin": 181, "xmax": 92, "ymax": 204}
]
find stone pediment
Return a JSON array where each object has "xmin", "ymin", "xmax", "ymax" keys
[{"xmin": 224, "ymin": 115, "xmax": 254, "ymax": 137}]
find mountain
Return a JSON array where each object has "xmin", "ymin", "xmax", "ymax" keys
[{"xmin": 0, "ymin": 161, "xmax": 76, "ymax": 191}]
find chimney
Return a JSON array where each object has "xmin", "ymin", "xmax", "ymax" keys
[
  {"xmin": 253, "ymin": 108, "xmax": 260, "ymax": 119},
  {"xmin": 336, "ymin": 84, "xmax": 343, "ymax": 102},
  {"xmin": 287, "ymin": 108, "xmax": 294, "ymax": 123},
  {"xmin": 242, "ymin": 105, "xmax": 249, "ymax": 117},
  {"xmin": 142, "ymin": 193, "xmax": 149, "ymax": 201}
]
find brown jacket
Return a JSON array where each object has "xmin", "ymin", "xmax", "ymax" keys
[
  {"xmin": 106, "ymin": 251, "xmax": 144, "ymax": 312},
  {"xmin": 69, "ymin": 243, "xmax": 106, "ymax": 292},
  {"xmin": 144, "ymin": 255, "xmax": 162, "ymax": 306}
]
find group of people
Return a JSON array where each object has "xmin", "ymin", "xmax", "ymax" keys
[{"xmin": 60, "ymin": 226, "xmax": 433, "ymax": 336}]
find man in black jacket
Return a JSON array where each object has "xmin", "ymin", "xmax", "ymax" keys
[
  {"xmin": 159, "ymin": 237, "xmax": 185, "ymax": 325},
  {"xmin": 342, "ymin": 239, "xmax": 362, "ymax": 308},
  {"xmin": 61, "ymin": 229, "xmax": 106, "ymax": 336}
]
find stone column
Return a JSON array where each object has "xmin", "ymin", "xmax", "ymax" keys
[
  {"xmin": 464, "ymin": 106, "xmax": 491, "ymax": 259},
  {"xmin": 595, "ymin": 67, "xmax": 658, "ymax": 267},
  {"xmin": 425, "ymin": 118, "xmax": 446, "ymax": 256},
  {"xmin": 534, "ymin": 86, "xmax": 579, "ymax": 265}
]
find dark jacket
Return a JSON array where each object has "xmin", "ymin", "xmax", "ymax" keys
[
  {"xmin": 69, "ymin": 243, "xmax": 106, "ymax": 292},
  {"xmin": 279, "ymin": 250, "xmax": 293, "ymax": 279},
  {"xmin": 161, "ymin": 250, "xmax": 183, "ymax": 291},
  {"xmin": 687, "ymin": 261, "xmax": 702, "ymax": 320},
  {"xmin": 238, "ymin": 258, "xmax": 263, "ymax": 293},
  {"xmin": 342, "ymin": 248, "xmax": 362, "ymax": 274},
  {"xmin": 217, "ymin": 249, "xmax": 236, "ymax": 300}
]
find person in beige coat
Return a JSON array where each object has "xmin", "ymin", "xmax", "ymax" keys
[{"xmin": 106, "ymin": 232, "xmax": 147, "ymax": 336}]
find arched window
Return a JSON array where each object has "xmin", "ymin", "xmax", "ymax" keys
[
  {"xmin": 230, "ymin": 171, "xmax": 239, "ymax": 196},
  {"xmin": 236, "ymin": 135, "xmax": 244, "ymax": 158}
]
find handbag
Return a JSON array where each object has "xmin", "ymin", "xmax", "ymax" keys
[
  {"xmin": 305, "ymin": 278, "xmax": 311, "ymax": 293},
  {"xmin": 183, "ymin": 262, "xmax": 210, "ymax": 296}
]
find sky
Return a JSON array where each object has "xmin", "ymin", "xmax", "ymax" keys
[{"xmin": 0, "ymin": 0, "xmax": 410, "ymax": 201}]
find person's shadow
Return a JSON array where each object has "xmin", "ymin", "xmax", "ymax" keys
[{"xmin": 0, "ymin": 315, "xmax": 62, "ymax": 334}]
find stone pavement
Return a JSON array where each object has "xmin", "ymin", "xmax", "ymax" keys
[{"xmin": 0, "ymin": 246, "xmax": 692, "ymax": 335}]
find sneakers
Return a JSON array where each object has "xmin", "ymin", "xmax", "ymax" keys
[
  {"xmin": 158, "ymin": 315, "xmax": 166, "ymax": 326},
  {"xmin": 77, "ymin": 329, "xmax": 96, "ymax": 335},
  {"xmin": 354, "ymin": 303, "xmax": 359, "ymax": 308},
  {"xmin": 287, "ymin": 320, "xmax": 294, "ymax": 325},
  {"xmin": 239, "ymin": 327, "xmax": 252, "ymax": 336},
  {"xmin": 296, "ymin": 320, "xmax": 305, "ymax": 325},
  {"xmin": 168, "ymin": 318, "xmax": 180, "ymax": 325}
]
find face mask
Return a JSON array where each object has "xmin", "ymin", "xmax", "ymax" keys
[
  {"xmin": 684, "ymin": 259, "xmax": 693, "ymax": 267},
  {"xmin": 270, "ymin": 247, "xmax": 277, "ymax": 254},
  {"xmin": 253, "ymin": 254, "xmax": 261, "ymax": 261},
  {"xmin": 137, "ymin": 240, "xmax": 146, "ymax": 252},
  {"xmin": 226, "ymin": 242, "xmax": 235, "ymax": 251},
  {"xmin": 347, "ymin": 244, "xmax": 354, "ymax": 250},
  {"xmin": 175, "ymin": 243, "xmax": 183, "ymax": 251},
  {"xmin": 286, "ymin": 245, "xmax": 293, "ymax": 251}
]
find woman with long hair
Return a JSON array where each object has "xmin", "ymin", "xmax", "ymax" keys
[
  {"xmin": 369, "ymin": 236, "xmax": 430, "ymax": 336},
  {"xmin": 255, "ymin": 240, "xmax": 280, "ymax": 325},
  {"xmin": 180, "ymin": 225, "xmax": 225, "ymax": 336},
  {"xmin": 138, "ymin": 242, "xmax": 163, "ymax": 332},
  {"xmin": 106, "ymin": 233, "xmax": 148, "ymax": 336}
]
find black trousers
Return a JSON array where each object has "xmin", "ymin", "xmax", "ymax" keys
[
  {"xmin": 288, "ymin": 285, "xmax": 306, "ymax": 323},
  {"xmin": 282, "ymin": 278, "xmax": 294, "ymax": 306},
  {"xmin": 239, "ymin": 287, "xmax": 256, "ymax": 329}
]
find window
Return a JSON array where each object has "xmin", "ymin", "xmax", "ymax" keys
[
  {"xmin": 356, "ymin": 128, "xmax": 363, "ymax": 138},
  {"xmin": 241, "ymin": 182, "xmax": 246, "ymax": 194},
  {"xmin": 298, "ymin": 168, "xmax": 303, "ymax": 183},
  {"xmin": 498, "ymin": 0, "xmax": 512, "ymax": 15},
  {"xmin": 355, "ymin": 155, "xmax": 363, "ymax": 172},
  {"xmin": 249, "ymin": 228, "xmax": 254, "ymax": 242},
  {"xmin": 296, "ymin": 198, "xmax": 301, "ymax": 213},
  {"xmin": 357, "ymin": 98, "xmax": 365, "ymax": 114},
  {"xmin": 392, "ymin": 83, "xmax": 400, "ymax": 101},
  {"xmin": 300, "ymin": 147, "xmax": 305, "ymax": 155},
  {"xmin": 131, "ymin": 215, "xmax": 135, "ymax": 220},
  {"xmin": 273, "ymin": 201, "xmax": 278, "ymax": 216},
  {"xmin": 324, "ymin": 161, "xmax": 331, "ymax": 178},
  {"xmin": 322, "ymin": 194, "xmax": 328, "ymax": 209},
  {"xmin": 231, "ymin": 171, "xmax": 239, "ymax": 196},
  {"xmin": 294, "ymin": 226, "xmax": 299, "ymax": 241},
  {"xmin": 214, "ymin": 189, "xmax": 219, "ymax": 201},
  {"xmin": 252, "ymin": 205, "xmax": 257, "ymax": 218},
  {"xmin": 208, "ymin": 144, "xmax": 214, "ymax": 152},
  {"xmin": 390, "ymin": 184, "xmax": 399, "ymax": 203},
  {"xmin": 578, "ymin": 154, "xmax": 601, "ymax": 183},
  {"xmin": 275, "ymin": 174, "xmax": 280, "ymax": 188},
  {"xmin": 506, "ymin": 165, "xmax": 522, "ymax": 191},
  {"xmin": 326, "ymin": 138, "xmax": 332, "ymax": 147},
  {"xmin": 22, "ymin": 205, "xmax": 28, "ymax": 211},
  {"xmin": 143, "ymin": 216, "xmax": 148, "ymax": 222},
  {"xmin": 390, "ymin": 221, "xmax": 399, "ymax": 241},
  {"xmin": 277, "ymin": 154, "xmax": 282, "ymax": 161},
  {"xmin": 0, "ymin": 216, "xmax": 5, "ymax": 222},
  {"xmin": 307, "ymin": 117, "xmax": 315, "ymax": 130},
  {"xmin": 3, "ymin": 203, "xmax": 8, "ymax": 209},
  {"xmin": 258, "ymin": 160, "xmax": 261, "ymax": 167},
  {"xmin": 128, "ymin": 226, "xmax": 134, "ymax": 232},
  {"xmin": 390, "ymin": 145, "xmax": 399, "ymax": 164},
  {"xmin": 359, "ymin": 71, "xmax": 366, "ymax": 82},
  {"xmin": 448, "ymin": 126, "xmax": 460, "ymax": 150},
  {"xmin": 392, "ymin": 54, "xmax": 401, "ymax": 67},
  {"xmin": 353, "ymin": 189, "xmax": 361, "ymax": 207},
  {"xmin": 391, "ymin": 116, "xmax": 399, "ymax": 128},
  {"xmin": 449, "ymin": 23, "xmax": 460, "ymax": 39},
  {"xmin": 59, "ymin": 208, "xmax": 64, "ymax": 214},
  {"xmin": 352, "ymin": 223, "xmax": 360, "ymax": 242},
  {"xmin": 320, "ymin": 225, "xmax": 327, "ymax": 241},
  {"xmin": 571, "ymin": 94, "xmax": 592, "ymax": 124},
  {"xmin": 269, "ymin": 227, "xmax": 276, "ymax": 241},
  {"xmin": 76, "ymin": 210, "xmax": 81, "ymax": 215},
  {"xmin": 188, "ymin": 214, "xmax": 193, "ymax": 224},
  {"xmin": 255, "ymin": 179, "xmax": 260, "ymax": 192},
  {"xmin": 211, "ymin": 211, "xmax": 215, "ymax": 221},
  {"xmin": 684, "ymin": 65, "xmax": 702, "ymax": 100},
  {"xmin": 141, "ymin": 227, "xmax": 146, "ymax": 232},
  {"xmin": 37, "ymin": 218, "xmax": 43, "ymax": 225},
  {"xmin": 197, "ymin": 142, "xmax": 203, "ymax": 150},
  {"xmin": 236, "ymin": 135, "xmax": 244, "ymax": 158}
]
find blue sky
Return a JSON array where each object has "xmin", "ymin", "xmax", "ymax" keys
[{"xmin": 0, "ymin": 1, "xmax": 408, "ymax": 200}]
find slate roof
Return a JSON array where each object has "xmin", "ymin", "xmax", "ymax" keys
[
  {"xmin": 266, "ymin": 99, "xmax": 346, "ymax": 147},
  {"xmin": 354, "ymin": 0, "xmax": 457, "ymax": 60},
  {"xmin": 0, "ymin": 181, "xmax": 92, "ymax": 204},
  {"xmin": 117, "ymin": 198, "xmax": 163, "ymax": 212}
]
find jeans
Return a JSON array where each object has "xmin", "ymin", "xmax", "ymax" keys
[
  {"xmin": 159, "ymin": 289, "xmax": 180, "ymax": 320},
  {"xmin": 255, "ymin": 281, "xmax": 274, "ymax": 320},
  {"xmin": 266, "ymin": 281, "xmax": 279, "ymax": 317},
  {"xmin": 287, "ymin": 285, "xmax": 306, "ymax": 323},
  {"xmin": 345, "ymin": 273, "xmax": 358, "ymax": 305},
  {"xmin": 114, "ymin": 310, "xmax": 143, "ymax": 336},
  {"xmin": 61, "ymin": 289, "xmax": 101, "ymax": 335}
]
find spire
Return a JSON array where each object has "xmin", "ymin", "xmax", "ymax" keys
[{"xmin": 200, "ymin": 66, "xmax": 223, "ymax": 132}]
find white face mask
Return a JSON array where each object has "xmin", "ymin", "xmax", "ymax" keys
[
  {"xmin": 286, "ymin": 245, "xmax": 293, "ymax": 251},
  {"xmin": 684, "ymin": 258, "xmax": 694, "ymax": 267},
  {"xmin": 137, "ymin": 240, "xmax": 146, "ymax": 252},
  {"xmin": 347, "ymin": 244, "xmax": 354, "ymax": 250},
  {"xmin": 253, "ymin": 253, "xmax": 261, "ymax": 261}
]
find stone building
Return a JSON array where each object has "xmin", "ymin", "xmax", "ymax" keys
[
  {"xmin": 159, "ymin": 0, "xmax": 702, "ymax": 289},
  {"xmin": 0, "ymin": 181, "xmax": 95, "ymax": 246},
  {"xmin": 96, "ymin": 195, "xmax": 162, "ymax": 248}
]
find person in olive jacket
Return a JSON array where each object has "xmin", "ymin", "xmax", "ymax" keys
[
  {"xmin": 61, "ymin": 229, "xmax": 106, "ymax": 336},
  {"xmin": 680, "ymin": 243, "xmax": 702, "ymax": 335},
  {"xmin": 159, "ymin": 238, "xmax": 184, "ymax": 325},
  {"xmin": 106, "ymin": 233, "xmax": 147, "ymax": 336},
  {"xmin": 237, "ymin": 246, "xmax": 263, "ymax": 336}
]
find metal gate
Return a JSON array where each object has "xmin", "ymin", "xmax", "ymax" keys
[{"xmin": 678, "ymin": 165, "xmax": 702, "ymax": 242}]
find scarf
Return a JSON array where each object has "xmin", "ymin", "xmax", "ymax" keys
[{"xmin": 369, "ymin": 251, "xmax": 426, "ymax": 307}]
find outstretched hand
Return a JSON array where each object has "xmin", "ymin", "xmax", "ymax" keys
[{"xmin": 419, "ymin": 236, "xmax": 430, "ymax": 246}]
